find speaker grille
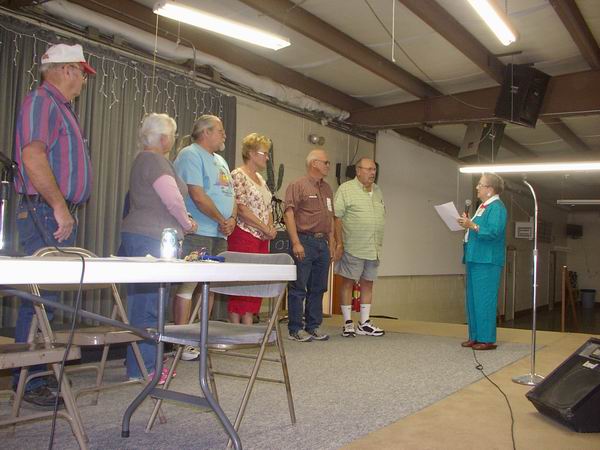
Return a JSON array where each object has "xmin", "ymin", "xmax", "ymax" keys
[{"xmin": 537, "ymin": 364, "xmax": 600, "ymax": 409}]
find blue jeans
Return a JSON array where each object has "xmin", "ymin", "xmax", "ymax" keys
[
  {"xmin": 14, "ymin": 201, "xmax": 77, "ymax": 391},
  {"xmin": 287, "ymin": 234, "xmax": 329, "ymax": 334},
  {"xmin": 120, "ymin": 232, "xmax": 165, "ymax": 379}
]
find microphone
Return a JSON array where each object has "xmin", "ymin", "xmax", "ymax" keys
[
  {"xmin": 0, "ymin": 151, "xmax": 17, "ymax": 169},
  {"xmin": 464, "ymin": 199, "xmax": 472, "ymax": 216}
]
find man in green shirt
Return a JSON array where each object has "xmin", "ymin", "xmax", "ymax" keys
[{"xmin": 334, "ymin": 158, "xmax": 385, "ymax": 337}]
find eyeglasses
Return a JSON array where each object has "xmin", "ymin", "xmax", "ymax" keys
[
  {"xmin": 256, "ymin": 151, "xmax": 270, "ymax": 157},
  {"xmin": 66, "ymin": 64, "xmax": 87, "ymax": 80},
  {"xmin": 477, "ymin": 183, "xmax": 491, "ymax": 188},
  {"xmin": 315, "ymin": 160, "xmax": 331, "ymax": 166},
  {"xmin": 357, "ymin": 166, "xmax": 377, "ymax": 172}
]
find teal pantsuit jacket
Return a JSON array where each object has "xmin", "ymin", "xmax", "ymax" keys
[{"xmin": 464, "ymin": 198, "xmax": 507, "ymax": 343}]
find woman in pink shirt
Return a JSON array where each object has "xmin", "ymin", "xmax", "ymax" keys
[{"xmin": 120, "ymin": 113, "xmax": 197, "ymax": 383}]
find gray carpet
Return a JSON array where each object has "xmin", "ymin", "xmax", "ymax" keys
[{"xmin": 0, "ymin": 328, "xmax": 531, "ymax": 449}]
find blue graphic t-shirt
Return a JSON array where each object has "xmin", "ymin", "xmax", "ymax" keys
[{"xmin": 174, "ymin": 143, "xmax": 234, "ymax": 238}]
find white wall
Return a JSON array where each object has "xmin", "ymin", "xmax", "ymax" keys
[
  {"xmin": 503, "ymin": 190, "xmax": 569, "ymax": 312},
  {"xmin": 566, "ymin": 212, "xmax": 600, "ymax": 304},
  {"xmin": 376, "ymin": 130, "xmax": 471, "ymax": 276}
]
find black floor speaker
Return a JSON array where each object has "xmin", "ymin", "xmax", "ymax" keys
[{"xmin": 526, "ymin": 337, "xmax": 600, "ymax": 433}]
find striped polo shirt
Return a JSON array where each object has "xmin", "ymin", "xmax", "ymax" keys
[
  {"xmin": 334, "ymin": 177, "xmax": 385, "ymax": 260},
  {"xmin": 14, "ymin": 82, "xmax": 92, "ymax": 204}
]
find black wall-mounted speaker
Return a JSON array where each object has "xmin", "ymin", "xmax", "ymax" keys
[
  {"xmin": 495, "ymin": 64, "xmax": 550, "ymax": 128},
  {"xmin": 458, "ymin": 122, "xmax": 505, "ymax": 161},
  {"xmin": 345, "ymin": 165, "xmax": 356, "ymax": 180},
  {"xmin": 526, "ymin": 337, "xmax": 600, "ymax": 433},
  {"xmin": 566, "ymin": 223, "xmax": 583, "ymax": 239}
]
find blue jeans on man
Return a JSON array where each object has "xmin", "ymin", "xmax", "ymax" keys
[
  {"xmin": 14, "ymin": 201, "xmax": 77, "ymax": 391},
  {"xmin": 287, "ymin": 234, "xmax": 329, "ymax": 334},
  {"xmin": 119, "ymin": 232, "xmax": 164, "ymax": 380}
]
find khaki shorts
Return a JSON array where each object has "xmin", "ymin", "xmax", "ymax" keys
[
  {"xmin": 334, "ymin": 251, "xmax": 379, "ymax": 282},
  {"xmin": 178, "ymin": 235, "xmax": 227, "ymax": 300}
]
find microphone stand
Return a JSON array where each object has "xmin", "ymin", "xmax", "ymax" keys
[
  {"xmin": 512, "ymin": 179, "xmax": 544, "ymax": 386},
  {"xmin": 0, "ymin": 154, "xmax": 22, "ymax": 256}
]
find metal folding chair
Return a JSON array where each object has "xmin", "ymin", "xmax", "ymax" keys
[
  {"xmin": 146, "ymin": 251, "xmax": 296, "ymax": 438},
  {"xmin": 27, "ymin": 247, "xmax": 150, "ymax": 403},
  {"xmin": 0, "ymin": 296, "xmax": 87, "ymax": 448}
]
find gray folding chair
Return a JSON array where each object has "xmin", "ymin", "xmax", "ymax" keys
[
  {"xmin": 0, "ymin": 293, "xmax": 87, "ymax": 448},
  {"xmin": 146, "ymin": 251, "xmax": 296, "ymax": 435},
  {"xmin": 27, "ymin": 247, "xmax": 150, "ymax": 404}
]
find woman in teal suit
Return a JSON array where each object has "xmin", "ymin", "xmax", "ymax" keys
[{"xmin": 458, "ymin": 173, "xmax": 507, "ymax": 350}]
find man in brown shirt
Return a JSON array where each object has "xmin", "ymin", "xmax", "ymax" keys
[{"xmin": 284, "ymin": 149, "xmax": 335, "ymax": 342}]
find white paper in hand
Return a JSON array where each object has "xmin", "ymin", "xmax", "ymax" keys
[{"xmin": 434, "ymin": 202, "xmax": 463, "ymax": 231}]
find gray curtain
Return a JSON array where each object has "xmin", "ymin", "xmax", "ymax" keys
[{"xmin": 0, "ymin": 14, "xmax": 237, "ymax": 327}]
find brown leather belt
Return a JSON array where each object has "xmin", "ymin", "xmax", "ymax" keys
[{"xmin": 299, "ymin": 231, "xmax": 327, "ymax": 239}]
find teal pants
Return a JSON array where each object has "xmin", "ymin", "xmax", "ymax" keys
[{"xmin": 465, "ymin": 262, "xmax": 502, "ymax": 343}]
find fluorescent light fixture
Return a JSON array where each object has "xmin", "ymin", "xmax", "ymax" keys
[
  {"xmin": 556, "ymin": 199, "xmax": 600, "ymax": 205},
  {"xmin": 467, "ymin": 0, "xmax": 518, "ymax": 46},
  {"xmin": 459, "ymin": 161, "xmax": 600, "ymax": 174},
  {"xmin": 153, "ymin": 1, "xmax": 290, "ymax": 50}
]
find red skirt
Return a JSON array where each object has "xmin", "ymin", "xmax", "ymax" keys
[{"xmin": 227, "ymin": 225, "xmax": 269, "ymax": 315}]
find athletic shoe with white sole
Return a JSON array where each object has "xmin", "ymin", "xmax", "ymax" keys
[
  {"xmin": 288, "ymin": 330, "xmax": 313, "ymax": 342},
  {"xmin": 356, "ymin": 320, "xmax": 385, "ymax": 336},
  {"xmin": 181, "ymin": 345, "xmax": 200, "ymax": 361},
  {"xmin": 307, "ymin": 328, "xmax": 329, "ymax": 341},
  {"xmin": 342, "ymin": 320, "xmax": 356, "ymax": 337}
]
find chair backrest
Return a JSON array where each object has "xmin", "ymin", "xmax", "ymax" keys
[
  {"xmin": 30, "ymin": 246, "xmax": 111, "ymax": 292},
  {"xmin": 209, "ymin": 251, "xmax": 293, "ymax": 298},
  {"xmin": 29, "ymin": 246, "xmax": 130, "ymax": 326}
]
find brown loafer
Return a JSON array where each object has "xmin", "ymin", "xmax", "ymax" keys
[
  {"xmin": 461, "ymin": 340, "xmax": 477, "ymax": 347},
  {"xmin": 473, "ymin": 342, "xmax": 497, "ymax": 351}
]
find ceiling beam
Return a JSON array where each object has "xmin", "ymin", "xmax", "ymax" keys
[
  {"xmin": 66, "ymin": 0, "xmax": 367, "ymax": 113},
  {"xmin": 398, "ymin": 0, "xmax": 504, "ymax": 84},
  {"xmin": 500, "ymin": 136, "xmax": 538, "ymax": 159},
  {"xmin": 349, "ymin": 69, "xmax": 600, "ymax": 127},
  {"xmin": 550, "ymin": 0, "xmax": 600, "ymax": 69},
  {"xmin": 237, "ymin": 0, "xmax": 441, "ymax": 98},
  {"xmin": 63, "ymin": 0, "xmax": 462, "ymax": 158},
  {"xmin": 6, "ymin": 0, "xmax": 38, "ymax": 7},
  {"xmin": 393, "ymin": 128, "xmax": 460, "ymax": 158},
  {"xmin": 540, "ymin": 117, "xmax": 593, "ymax": 152}
]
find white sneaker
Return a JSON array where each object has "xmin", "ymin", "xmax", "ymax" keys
[
  {"xmin": 342, "ymin": 320, "xmax": 356, "ymax": 337},
  {"xmin": 181, "ymin": 345, "xmax": 200, "ymax": 361},
  {"xmin": 356, "ymin": 320, "xmax": 385, "ymax": 336}
]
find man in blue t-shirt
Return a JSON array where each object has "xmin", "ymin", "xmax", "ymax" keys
[{"xmin": 173, "ymin": 115, "xmax": 236, "ymax": 359}]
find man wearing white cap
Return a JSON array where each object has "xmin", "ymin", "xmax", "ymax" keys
[{"xmin": 13, "ymin": 43, "xmax": 95, "ymax": 408}]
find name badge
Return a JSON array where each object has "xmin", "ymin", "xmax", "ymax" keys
[{"xmin": 326, "ymin": 197, "xmax": 333, "ymax": 212}]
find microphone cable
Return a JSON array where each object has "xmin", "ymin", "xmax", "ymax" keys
[
  {"xmin": 14, "ymin": 167, "xmax": 86, "ymax": 450},
  {"xmin": 471, "ymin": 347, "xmax": 517, "ymax": 450}
]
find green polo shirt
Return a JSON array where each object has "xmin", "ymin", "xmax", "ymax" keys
[{"xmin": 334, "ymin": 178, "xmax": 385, "ymax": 260}]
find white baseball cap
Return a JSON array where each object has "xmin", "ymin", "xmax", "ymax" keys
[{"xmin": 41, "ymin": 43, "xmax": 96, "ymax": 75}]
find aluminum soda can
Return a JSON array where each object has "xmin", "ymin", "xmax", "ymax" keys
[{"xmin": 160, "ymin": 228, "xmax": 179, "ymax": 259}]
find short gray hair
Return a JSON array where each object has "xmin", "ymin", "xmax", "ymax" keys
[
  {"xmin": 306, "ymin": 149, "xmax": 325, "ymax": 168},
  {"xmin": 483, "ymin": 172, "xmax": 505, "ymax": 195},
  {"xmin": 39, "ymin": 62, "xmax": 62, "ymax": 81},
  {"xmin": 355, "ymin": 157, "xmax": 375, "ymax": 168},
  {"xmin": 138, "ymin": 113, "xmax": 176, "ymax": 149},
  {"xmin": 191, "ymin": 114, "xmax": 220, "ymax": 140}
]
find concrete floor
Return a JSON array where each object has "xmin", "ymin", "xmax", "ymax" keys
[{"xmin": 320, "ymin": 316, "xmax": 600, "ymax": 450}]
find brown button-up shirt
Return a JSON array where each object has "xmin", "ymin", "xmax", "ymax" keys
[{"xmin": 284, "ymin": 175, "xmax": 334, "ymax": 234}]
